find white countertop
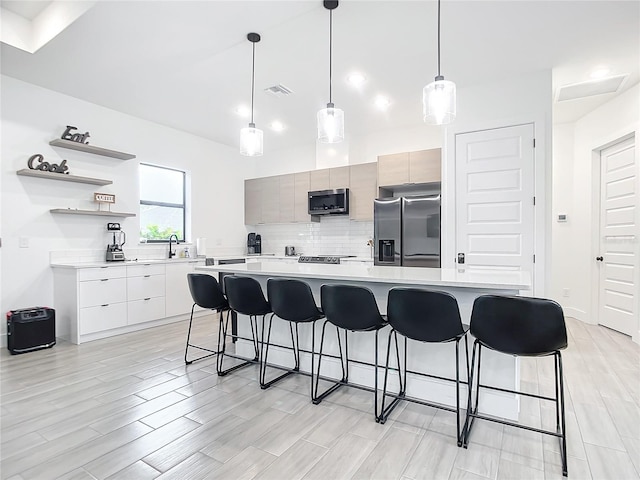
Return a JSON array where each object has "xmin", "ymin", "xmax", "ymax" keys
[
  {"xmin": 195, "ymin": 262, "xmax": 531, "ymax": 291},
  {"xmin": 51, "ymin": 258, "xmax": 206, "ymax": 269}
]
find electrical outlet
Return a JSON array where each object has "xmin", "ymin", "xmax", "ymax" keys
[
  {"xmin": 562, "ymin": 288, "xmax": 570, "ymax": 297},
  {"xmin": 19, "ymin": 237, "xmax": 29, "ymax": 248}
]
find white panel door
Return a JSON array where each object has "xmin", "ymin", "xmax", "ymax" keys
[
  {"xmin": 455, "ymin": 124, "xmax": 535, "ymax": 274},
  {"xmin": 598, "ymin": 136, "xmax": 638, "ymax": 336}
]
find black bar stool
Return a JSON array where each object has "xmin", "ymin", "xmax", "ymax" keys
[
  {"xmin": 313, "ymin": 284, "xmax": 388, "ymax": 419},
  {"xmin": 464, "ymin": 295, "xmax": 568, "ymax": 476},
  {"xmin": 184, "ymin": 273, "xmax": 229, "ymax": 364},
  {"xmin": 265, "ymin": 278, "xmax": 324, "ymax": 392},
  {"xmin": 219, "ymin": 275, "xmax": 270, "ymax": 376},
  {"xmin": 379, "ymin": 287, "xmax": 469, "ymax": 446}
]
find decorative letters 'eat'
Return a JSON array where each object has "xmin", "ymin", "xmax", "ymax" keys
[{"xmin": 61, "ymin": 125, "xmax": 90, "ymax": 144}]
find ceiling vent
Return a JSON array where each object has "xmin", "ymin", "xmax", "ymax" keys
[
  {"xmin": 264, "ymin": 84, "xmax": 293, "ymax": 97},
  {"xmin": 555, "ymin": 74, "xmax": 628, "ymax": 102}
]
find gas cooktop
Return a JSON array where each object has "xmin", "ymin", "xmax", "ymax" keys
[{"xmin": 298, "ymin": 255, "xmax": 354, "ymax": 264}]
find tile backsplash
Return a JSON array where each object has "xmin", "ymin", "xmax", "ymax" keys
[{"xmin": 254, "ymin": 217, "xmax": 374, "ymax": 258}]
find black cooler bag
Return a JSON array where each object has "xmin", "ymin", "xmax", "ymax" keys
[{"xmin": 7, "ymin": 307, "xmax": 56, "ymax": 354}]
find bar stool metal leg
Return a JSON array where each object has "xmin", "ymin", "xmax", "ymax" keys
[
  {"xmin": 184, "ymin": 303, "xmax": 221, "ymax": 365},
  {"xmin": 259, "ymin": 314, "xmax": 304, "ymax": 389},
  {"xmin": 217, "ymin": 310, "xmax": 259, "ymax": 376},
  {"xmin": 312, "ymin": 319, "xmax": 346, "ymax": 404},
  {"xmin": 379, "ymin": 329, "xmax": 406, "ymax": 423}
]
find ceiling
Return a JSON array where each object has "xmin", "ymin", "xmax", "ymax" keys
[{"xmin": 1, "ymin": 1, "xmax": 638, "ymax": 153}]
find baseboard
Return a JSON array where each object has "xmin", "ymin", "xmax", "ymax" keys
[{"xmin": 563, "ymin": 307, "xmax": 588, "ymax": 323}]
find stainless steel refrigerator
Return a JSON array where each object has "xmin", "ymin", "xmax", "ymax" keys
[{"xmin": 374, "ymin": 195, "xmax": 441, "ymax": 268}]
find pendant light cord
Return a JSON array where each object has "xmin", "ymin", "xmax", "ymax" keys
[
  {"xmin": 329, "ymin": 8, "xmax": 333, "ymax": 104},
  {"xmin": 251, "ymin": 41, "xmax": 256, "ymax": 124},
  {"xmin": 437, "ymin": 0, "xmax": 441, "ymax": 77}
]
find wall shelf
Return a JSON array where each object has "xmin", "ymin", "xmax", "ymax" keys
[
  {"xmin": 49, "ymin": 138, "xmax": 136, "ymax": 160},
  {"xmin": 50, "ymin": 209, "xmax": 136, "ymax": 218},
  {"xmin": 17, "ymin": 169, "xmax": 113, "ymax": 186}
]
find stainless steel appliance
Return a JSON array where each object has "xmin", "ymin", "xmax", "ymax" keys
[
  {"xmin": 374, "ymin": 195, "xmax": 441, "ymax": 268},
  {"xmin": 106, "ymin": 223, "xmax": 126, "ymax": 262},
  {"xmin": 308, "ymin": 188, "xmax": 349, "ymax": 216},
  {"xmin": 285, "ymin": 246, "xmax": 296, "ymax": 256},
  {"xmin": 298, "ymin": 255, "xmax": 353, "ymax": 264}
]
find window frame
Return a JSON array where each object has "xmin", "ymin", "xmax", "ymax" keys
[{"xmin": 139, "ymin": 163, "xmax": 186, "ymax": 243}]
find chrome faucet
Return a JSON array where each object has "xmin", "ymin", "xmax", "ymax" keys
[{"xmin": 168, "ymin": 234, "xmax": 179, "ymax": 258}]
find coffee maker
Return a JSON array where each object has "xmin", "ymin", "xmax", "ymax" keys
[
  {"xmin": 106, "ymin": 223, "xmax": 126, "ymax": 261},
  {"xmin": 247, "ymin": 232, "xmax": 262, "ymax": 255}
]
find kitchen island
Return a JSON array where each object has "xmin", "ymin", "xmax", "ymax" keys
[{"xmin": 195, "ymin": 262, "xmax": 531, "ymax": 420}]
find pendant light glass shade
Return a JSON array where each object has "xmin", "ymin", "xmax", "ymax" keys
[
  {"xmin": 318, "ymin": 1, "xmax": 343, "ymax": 144},
  {"xmin": 240, "ymin": 123, "xmax": 263, "ymax": 156},
  {"xmin": 317, "ymin": 103, "xmax": 344, "ymax": 143},
  {"xmin": 240, "ymin": 32, "xmax": 263, "ymax": 156},
  {"xmin": 423, "ymin": 77, "xmax": 456, "ymax": 125},
  {"xmin": 423, "ymin": 0, "xmax": 456, "ymax": 126}
]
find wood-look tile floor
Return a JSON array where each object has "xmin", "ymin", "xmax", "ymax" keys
[{"xmin": 1, "ymin": 316, "xmax": 639, "ymax": 480}]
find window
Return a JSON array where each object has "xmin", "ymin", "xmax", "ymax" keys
[{"xmin": 139, "ymin": 163, "xmax": 186, "ymax": 242}]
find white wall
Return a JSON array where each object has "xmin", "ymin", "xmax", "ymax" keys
[
  {"xmin": 443, "ymin": 70, "xmax": 552, "ymax": 296},
  {"xmin": 0, "ymin": 75, "xmax": 254, "ymax": 341},
  {"xmin": 552, "ymin": 83, "xmax": 639, "ymax": 326},
  {"xmin": 550, "ymin": 123, "xmax": 576, "ymax": 313}
]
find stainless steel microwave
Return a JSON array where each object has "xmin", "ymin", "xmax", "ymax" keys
[{"xmin": 308, "ymin": 188, "xmax": 349, "ymax": 215}]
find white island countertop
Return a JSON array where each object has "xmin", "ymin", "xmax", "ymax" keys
[
  {"xmin": 195, "ymin": 262, "xmax": 531, "ymax": 291},
  {"xmin": 51, "ymin": 258, "xmax": 205, "ymax": 269}
]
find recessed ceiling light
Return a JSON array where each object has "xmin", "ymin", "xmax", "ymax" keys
[
  {"xmin": 347, "ymin": 72, "xmax": 366, "ymax": 87},
  {"xmin": 590, "ymin": 67, "xmax": 611, "ymax": 79},
  {"xmin": 270, "ymin": 121, "xmax": 285, "ymax": 132},
  {"xmin": 235, "ymin": 105, "xmax": 251, "ymax": 117},
  {"xmin": 374, "ymin": 95, "xmax": 391, "ymax": 111}
]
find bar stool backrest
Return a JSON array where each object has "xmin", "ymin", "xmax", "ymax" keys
[
  {"xmin": 187, "ymin": 274, "xmax": 228, "ymax": 310},
  {"xmin": 388, "ymin": 288, "xmax": 464, "ymax": 342},
  {"xmin": 470, "ymin": 295, "xmax": 567, "ymax": 356},
  {"xmin": 267, "ymin": 278, "xmax": 323, "ymax": 322},
  {"xmin": 321, "ymin": 284, "xmax": 385, "ymax": 331},
  {"xmin": 224, "ymin": 275, "xmax": 271, "ymax": 316}
]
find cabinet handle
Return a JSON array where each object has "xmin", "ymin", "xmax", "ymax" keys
[
  {"xmin": 144, "ymin": 264, "xmax": 151, "ymax": 266},
  {"xmin": 100, "ymin": 266, "xmax": 108, "ymax": 269},
  {"xmin": 144, "ymin": 275, "xmax": 151, "ymax": 278},
  {"xmin": 144, "ymin": 297, "xmax": 151, "ymax": 301},
  {"xmin": 101, "ymin": 304, "xmax": 109, "ymax": 307},
  {"xmin": 101, "ymin": 279, "xmax": 109, "ymax": 282}
]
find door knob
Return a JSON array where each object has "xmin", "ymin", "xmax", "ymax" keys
[{"xmin": 596, "ymin": 256, "xmax": 603, "ymax": 262}]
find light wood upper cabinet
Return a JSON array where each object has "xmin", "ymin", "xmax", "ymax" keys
[
  {"xmin": 409, "ymin": 148, "xmax": 441, "ymax": 183},
  {"xmin": 244, "ymin": 178, "xmax": 262, "ymax": 225},
  {"xmin": 378, "ymin": 152, "xmax": 409, "ymax": 186},
  {"xmin": 294, "ymin": 172, "xmax": 311, "ymax": 223},
  {"xmin": 260, "ymin": 176, "xmax": 280, "ymax": 224},
  {"xmin": 377, "ymin": 149, "xmax": 441, "ymax": 186},
  {"xmin": 279, "ymin": 174, "xmax": 295, "ymax": 223},
  {"xmin": 309, "ymin": 169, "xmax": 330, "ymax": 190},
  {"xmin": 330, "ymin": 166, "xmax": 350, "ymax": 189},
  {"xmin": 349, "ymin": 162, "xmax": 377, "ymax": 221}
]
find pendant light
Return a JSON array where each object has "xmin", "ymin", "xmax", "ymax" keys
[
  {"xmin": 240, "ymin": 32, "xmax": 263, "ymax": 156},
  {"xmin": 423, "ymin": 0, "xmax": 456, "ymax": 125},
  {"xmin": 317, "ymin": 0, "xmax": 344, "ymax": 143}
]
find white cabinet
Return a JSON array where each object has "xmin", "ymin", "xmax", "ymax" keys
[
  {"xmin": 77, "ymin": 267, "xmax": 127, "ymax": 336},
  {"xmin": 165, "ymin": 260, "xmax": 205, "ymax": 318},
  {"xmin": 126, "ymin": 263, "xmax": 165, "ymax": 324},
  {"xmin": 53, "ymin": 261, "xmax": 199, "ymax": 344}
]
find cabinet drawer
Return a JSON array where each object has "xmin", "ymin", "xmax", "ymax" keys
[
  {"xmin": 79, "ymin": 302, "xmax": 128, "ymax": 335},
  {"xmin": 127, "ymin": 263, "xmax": 165, "ymax": 277},
  {"xmin": 78, "ymin": 266, "xmax": 126, "ymax": 282},
  {"xmin": 79, "ymin": 278, "xmax": 127, "ymax": 308},
  {"xmin": 127, "ymin": 274, "xmax": 165, "ymax": 301},
  {"xmin": 128, "ymin": 297, "xmax": 166, "ymax": 325}
]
